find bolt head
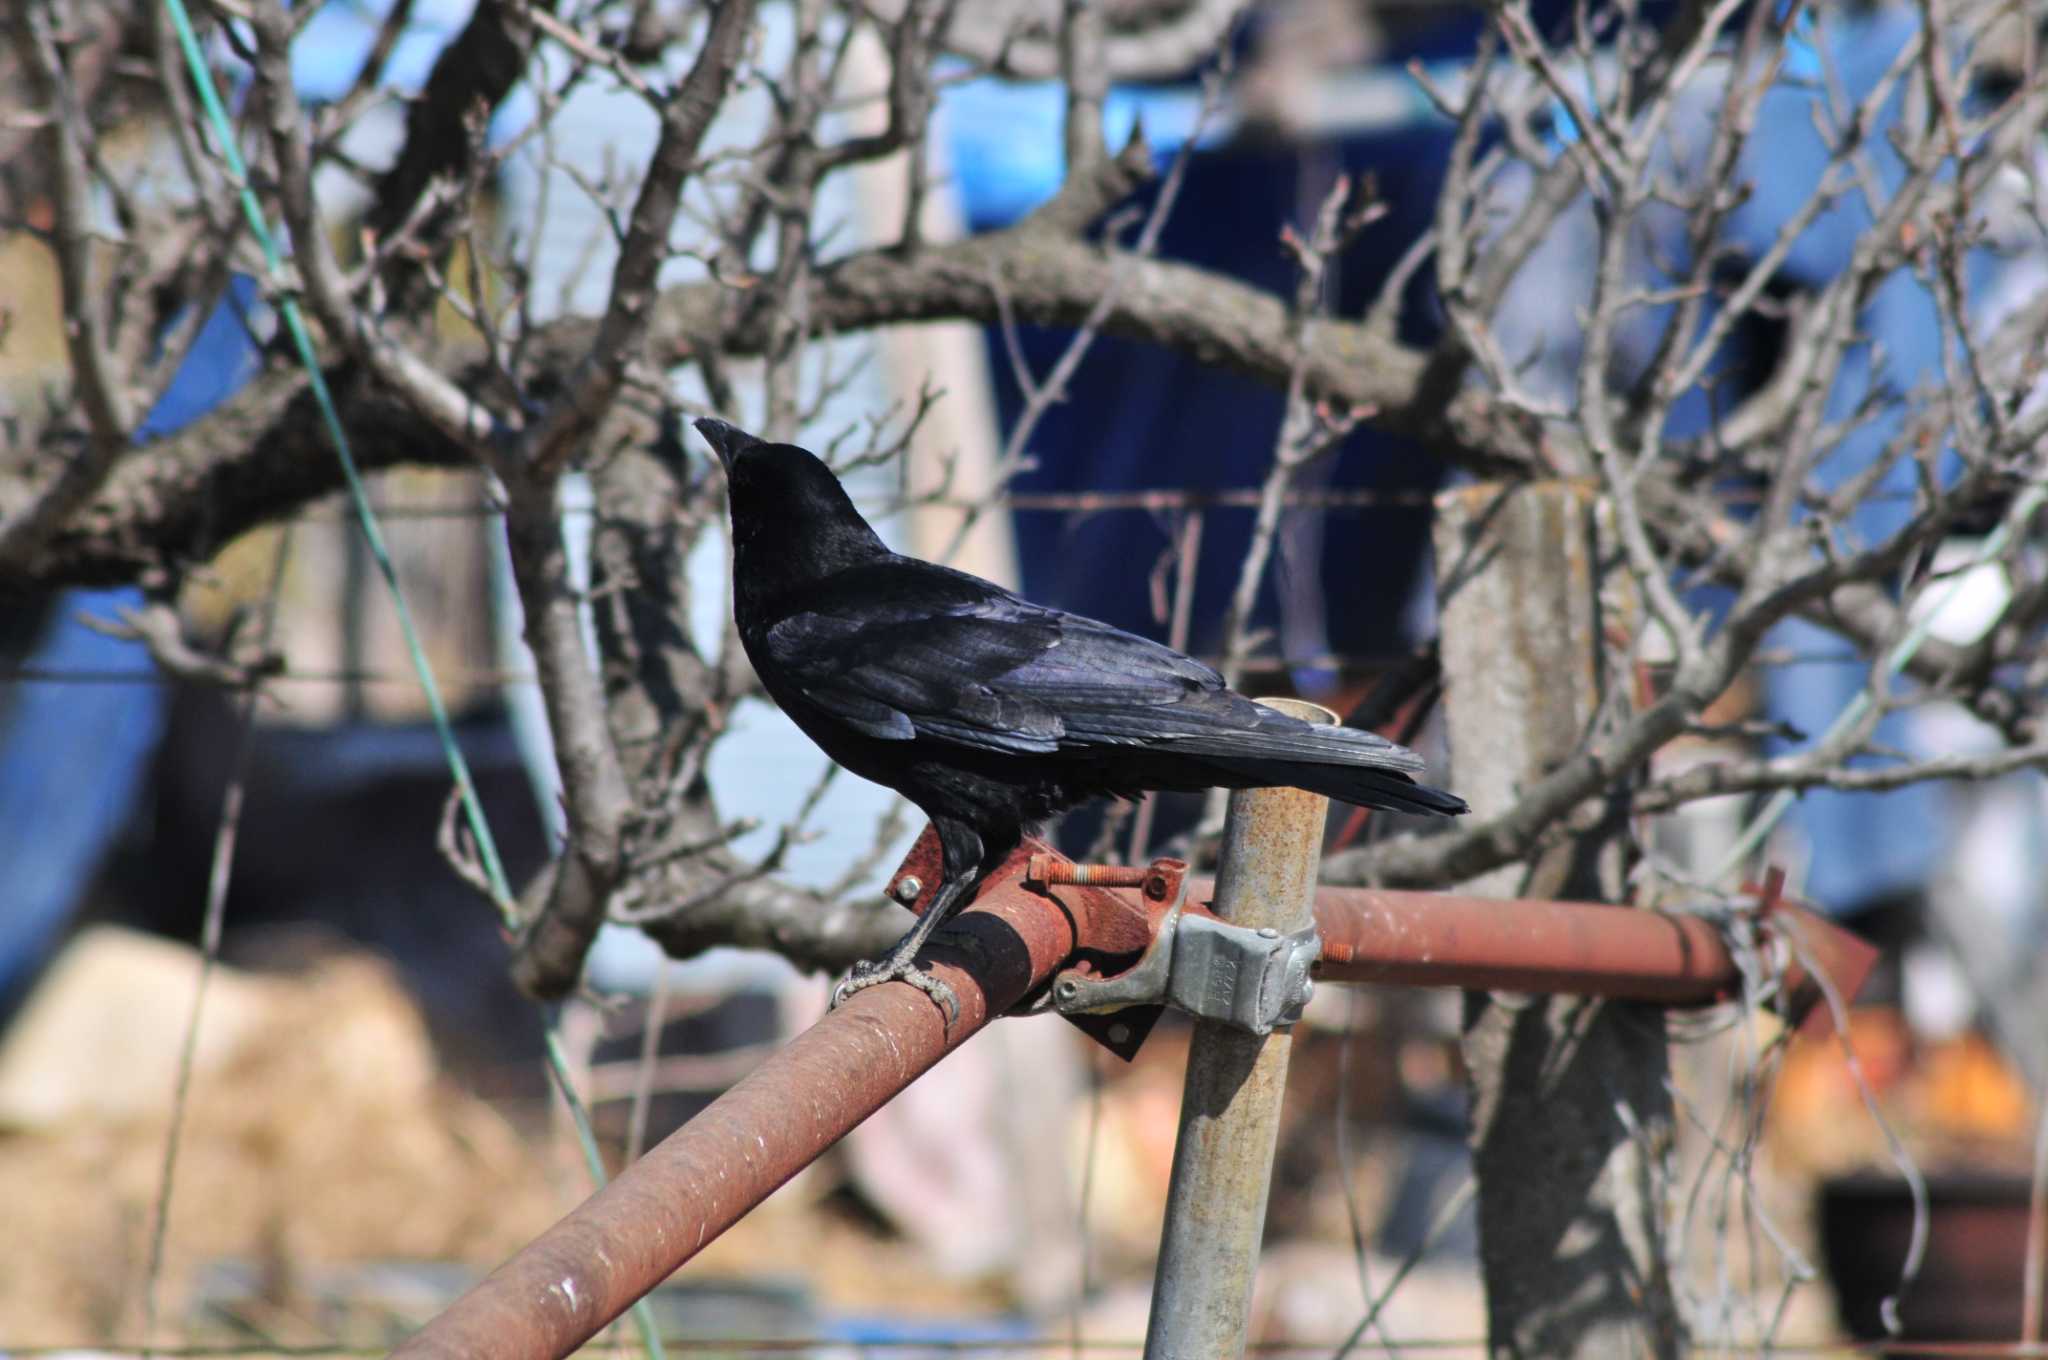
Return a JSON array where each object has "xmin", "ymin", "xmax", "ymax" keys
[
  {"xmin": 891, "ymin": 875, "xmax": 923, "ymax": 904},
  {"xmin": 1107, "ymin": 1023, "xmax": 1131, "ymax": 1044},
  {"xmin": 1258, "ymin": 926, "xmax": 1279, "ymax": 939}
]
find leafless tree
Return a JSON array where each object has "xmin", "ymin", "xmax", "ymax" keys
[{"xmin": 4, "ymin": 0, "xmax": 2046, "ymax": 1346}]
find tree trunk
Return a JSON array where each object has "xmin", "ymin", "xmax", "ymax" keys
[{"xmin": 1432, "ymin": 480, "xmax": 1683, "ymax": 1360}]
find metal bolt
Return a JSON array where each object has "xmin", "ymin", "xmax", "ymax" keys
[
  {"xmin": 1257, "ymin": 927, "xmax": 1279, "ymax": 939},
  {"xmin": 891, "ymin": 876, "xmax": 923, "ymax": 904},
  {"xmin": 1107, "ymin": 1023, "xmax": 1131, "ymax": 1045},
  {"xmin": 1028, "ymin": 853, "xmax": 1151, "ymax": 888}
]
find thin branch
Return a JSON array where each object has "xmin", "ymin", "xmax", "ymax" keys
[
  {"xmin": 1, "ymin": 0, "xmax": 135, "ymax": 567},
  {"xmin": 1216, "ymin": 173, "xmax": 1372, "ymax": 688},
  {"xmin": 636, "ymin": 858, "xmax": 909, "ymax": 973},
  {"xmin": 521, "ymin": 0, "xmax": 757, "ymax": 480},
  {"xmin": 1635, "ymin": 738, "xmax": 2048, "ymax": 810},
  {"xmin": 78, "ymin": 598, "xmax": 284, "ymax": 689},
  {"xmin": 248, "ymin": 0, "xmax": 502, "ymax": 454},
  {"xmin": 864, "ymin": 0, "xmax": 1250, "ymax": 82},
  {"xmin": 496, "ymin": 453, "xmax": 642, "ymax": 998},
  {"xmin": 139, "ymin": 522, "xmax": 292, "ymax": 1347},
  {"xmin": 319, "ymin": 0, "xmax": 417, "ymax": 137}
]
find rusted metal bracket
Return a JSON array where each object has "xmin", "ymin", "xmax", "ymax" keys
[
  {"xmin": 888, "ymin": 839, "xmax": 1174, "ymax": 1059},
  {"xmin": 1046, "ymin": 881, "xmax": 1322, "ymax": 1035}
]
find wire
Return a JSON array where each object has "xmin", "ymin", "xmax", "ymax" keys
[
  {"xmin": 0, "ymin": 648, "xmax": 1884, "ymax": 689},
  {"xmin": 5, "ymin": 1337, "xmax": 2048, "ymax": 1357}
]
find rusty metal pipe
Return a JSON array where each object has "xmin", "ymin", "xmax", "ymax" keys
[
  {"xmin": 1302, "ymin": 881, "xmax": 1875, "ymax": 1024},
  {"xmin": 1310, "ymin": 885, "xmax": 1749, "ymax": 999},
  {"xmin": 388, "ymin": 847, "xmax": 1111, "ymax": 1360}
]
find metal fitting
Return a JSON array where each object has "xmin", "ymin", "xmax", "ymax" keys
[{"xmin": 1050, "ymin": 885, "xmax": 1320, "ymax": 1035}]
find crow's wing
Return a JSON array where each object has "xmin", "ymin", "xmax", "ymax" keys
[
  {"xmin": 757, "ymin": 561, "xmax": 1074, "ymax": 753},
  {"xmin": 756, "ymin": 558, "xmax": 1426, "ymax": 778},
  {"xmin": 762, "ymin": 606, "xmax": 1064, "ymax": 752},
  {"xmin": 999, "ymin": 611, "xmax": 1428, "ymax": 775}
]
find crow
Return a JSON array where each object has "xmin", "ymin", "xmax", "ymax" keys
[{"xmin": 698, "ymin": 418, "xmax": 1466, "ymax": 1019}]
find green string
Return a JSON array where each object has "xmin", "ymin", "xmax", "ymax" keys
[{"xmin": 155, "ymin": 6, "xmax": 665, "ymax": 1356}]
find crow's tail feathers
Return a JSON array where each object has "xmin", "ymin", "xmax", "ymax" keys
[
  {"xmin": 1204, "ymin": 755, "xmax": 1469, "ymax": 817},
  {"xmin": 1161, "ymin": 697, "xmax": 1468, "ymax": 817}
]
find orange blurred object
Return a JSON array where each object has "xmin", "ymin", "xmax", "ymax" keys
[
  {"xmin": 1912, "ymin": 1032, "xmax": 2031, "ymax": 1142},
  {"xmin": 1770, "ymin": 1008, "xmax": 1913, "ymax": 1174},
  {"xmin": 1769, "ymin": 1007, "xmax": 2036, "ymax": 1178}
]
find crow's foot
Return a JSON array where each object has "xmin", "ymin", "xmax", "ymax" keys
[{"xmin": 831, "ymin": 955, "xmax": 961, "ymax": 1026}]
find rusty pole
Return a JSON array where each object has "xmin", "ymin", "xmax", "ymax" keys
[
  {"xmin": 1304, "ymin": 877, "xmax": 1875, "ymax": 1028},
  {"xmin": 1143, "ymin": 698, "xmax": 1336, "ymax": 1360},
  {"xmin": 387, "ymin": 846, "xmax": 1117, "ymax": 1360}
]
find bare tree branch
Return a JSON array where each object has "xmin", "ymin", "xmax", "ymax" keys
[
  {"xmin": 521, "ymin": 0, "xmax": 755, "ymax": 480},
  {"xmin": 362, "ymin": 0, "xmax": 531, "ymax": 247},
  {"xmin": 1, "ymin": 0, "xmax": 135, "ymax": 567},
  {"xmin": 248, "ymin": 0, "xmax": 503, "ymax": 453},
  {"xmin": 1216, "ymin": 174, "xmax": 1373, "ymax": 689}
]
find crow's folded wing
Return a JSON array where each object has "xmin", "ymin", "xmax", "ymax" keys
[
  {"xmin": 995, "ymin": 613, "xmax": 1428, "ymax": 774},
  {"xmin": 756, "ymin": 559, "xmax": 1218, "ymax": 756},
  {"xmin": 762, "ymin": 596, "xmax": 1068, "ymax": 751},
  {"xmin": 758, "ymin": 561, "xmax": 1424, "ymax": 777}
]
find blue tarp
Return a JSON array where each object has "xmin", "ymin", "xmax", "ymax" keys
[{"xmin": 0, "ymin": 281, "xmax": 264, "ymax": 1002}]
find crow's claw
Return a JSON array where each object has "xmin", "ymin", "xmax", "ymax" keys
[{"xmin": 831, "ymin": 957, "xmax": 961, "ymax": 1027}]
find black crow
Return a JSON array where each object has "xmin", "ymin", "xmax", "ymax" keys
[{"xmin": 698, "ymin": 418, "xmax": 1466, "ymax": 1019}]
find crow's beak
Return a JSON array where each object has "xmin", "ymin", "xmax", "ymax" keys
[{"xmin": 694, "ymin": 417, "xmax": 762, "ymax": 472}]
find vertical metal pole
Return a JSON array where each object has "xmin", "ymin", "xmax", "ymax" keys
[{"xmin": 1143, "ymin": 697, "xmax": 1334, "ymax": 1360}]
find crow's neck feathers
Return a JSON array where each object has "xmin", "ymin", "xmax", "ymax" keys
[{"xmin": 727, "ymin": 440, "xmax": 891, "ymax": 610}]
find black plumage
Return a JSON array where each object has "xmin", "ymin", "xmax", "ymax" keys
[{"xmin": 699, "ymin": 418, "xmax": 1466, "ymax": 1016}]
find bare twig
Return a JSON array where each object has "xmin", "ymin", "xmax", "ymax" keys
[
  {"xmin": 1216, "ymin": 173, "xmax": 1376, "ymax": 689},
  {"xmin": 139, "ymin": 523, "xmax": 292, "ymax": 1351},
  {"xmin": 79, "ymin": 598, "xmax": 285, "ymax": 690},
  {"xmin": 522, "ymin": 0, "xmax": 757, "ymax": 479},
  {"xmin": 1, "ymin": 0, "xmax": 135, "ymax": 567},
  {"xmin": 248, "ymin": 0, "xmax": 501, "ymax": 454},
  {"xmin": 864, "ymin": 0, "xmax": 1249, "ymax": 82}
]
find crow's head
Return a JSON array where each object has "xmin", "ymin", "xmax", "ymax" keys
[
  {"xmin": 694, "ymin": 417, "xmax": 764, "ymax": 473},
  {"xmin": 695, "ymin": 417, "xmax": 888, "ymax": 573}
]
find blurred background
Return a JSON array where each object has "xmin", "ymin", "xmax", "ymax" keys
[{"xmin": 2, "ymin": 0, "xmax": 2044, "ymax": 1354}]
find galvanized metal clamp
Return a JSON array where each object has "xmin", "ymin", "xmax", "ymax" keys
[{"xmin": 1046, "ymin": 877, "xmax": 1320, "ymax": 1036}]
